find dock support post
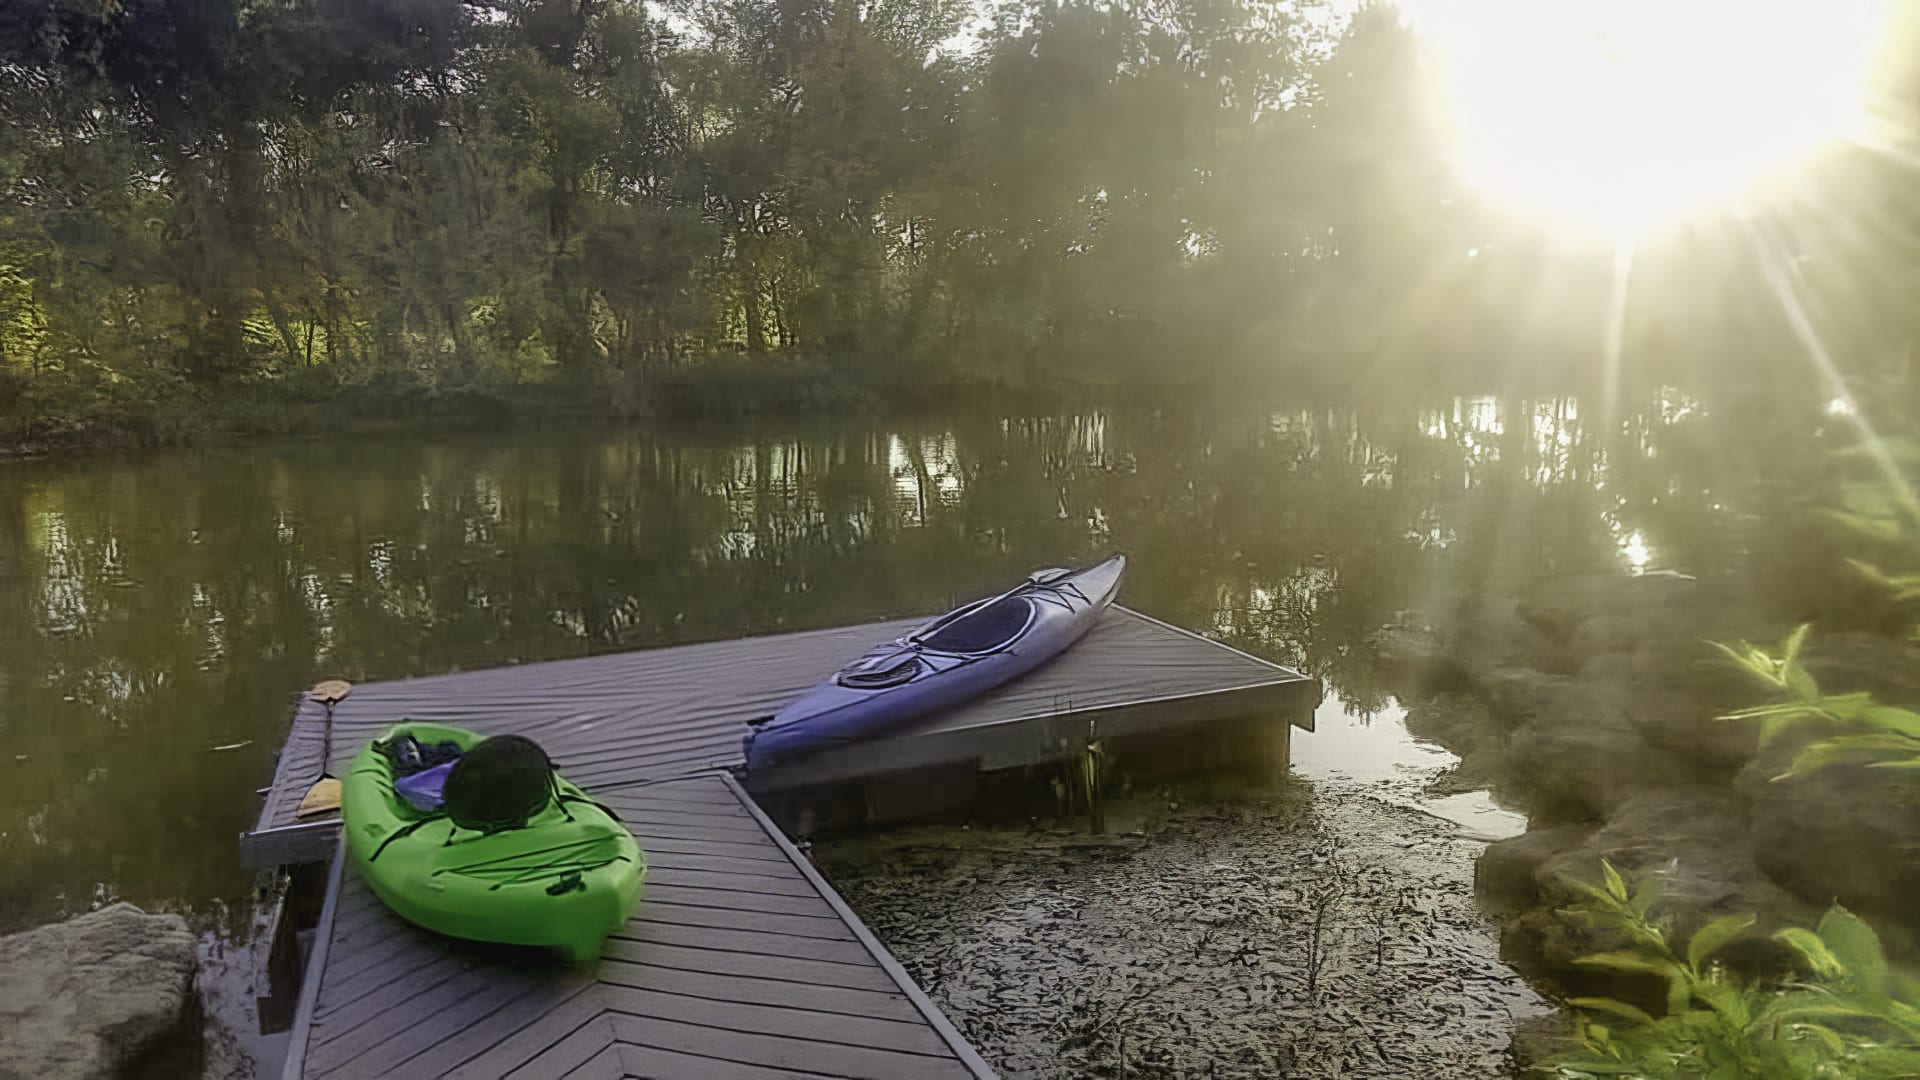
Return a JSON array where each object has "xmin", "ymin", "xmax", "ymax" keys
[{"xmin": 1081, "ymin": 740, "xmax": 1106, "ymax": 834}]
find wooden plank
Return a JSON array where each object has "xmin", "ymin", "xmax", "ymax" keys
[
  {"xmin": 641, "ymin": 867, "xmax": 815, "ymax": 898},
  {"xmin": 598, "ymin": 983, "xmax": 953, "ymax": 1056},
  {"xmin": 630, "ymin": 903, "xmax": 859, "ymax": 941},
  {"xmin": 280, "ymin": 846, "xmax": 345, "ymax": 1080},
  {"xmin": 606, "ymin": 1014, "xmax": 975, "ymax": 1080},
  {"xmin": 615, "ymin": 1045, "xmax": 839, "ymax": 1080},
  {"xmin": 374, "ymin": 978, "xmax": 596, "ymax": 1080},
  {"xmin": 307, "ymin": 964, "xmax": 538, "ymax": 1077},
  {"xmin": 305, "ymin": 961, "xmax": 494, "ymax": 1074},
  {"xmin": 440, "ymin": 989, "xmax": 608, "ymax": 1080},
  {"xmin": 625, "ymin": 818, "xmax": 783, "ymax": 845},
  {"xmin": 608, "ymin": 920, "xmax": 877, "ymax": 967},
  {"xmin": 596, "ymin": 959, "xmax": 921, "ymax": 1023},
  {"xmin": 599, "ymin": 939, "xmax": 898, "ymax": 993},
  {"xmin": 504, "ymin": 1014, "xmax": 616, "ymax": 1080},
  {"xmin": 561, "ymin": 1044, "xmax": 627, "ymax": 1080},
  {"xmin": 314, "ymin": 919, "xmax": 423, "ymax": 990},
  {"xmin": 595, "ymin": 781, "xmax": 743, "ymax": 806},
  {"xmin": 640, "ymin": 849, "xmax": 804, "ymax": 880},
  {"xmin": 600, "ymin": 805, "xmax": 765, "ymax": 834},
  {"xmin": 308, "ymin": 949, "xmax": 476, "ymax": 1043},
  {"xmin": 618, "ymin": 834, "xmax": 791, "ymax": 865},
  {"xmin": 640, "ymin": 883, "xmax": 842, "ymax": 919},
  {"xmin": 722, "ymin": 774, "xmax": 998, "ymax": 1079},
  {"xmin": 241, "ymin": 821, "xmax": 341, "ymax": 869}
]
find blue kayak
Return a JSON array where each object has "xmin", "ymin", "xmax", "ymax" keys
[{"xmin": 743, "ymin": 554, "xmax": 1127, "ymax": 770}]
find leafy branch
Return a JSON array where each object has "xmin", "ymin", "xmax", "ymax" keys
[
  {"xmin": 1711, "ymin": 626, "xmax": 1920, "ymax": 778},
  {"xmin": 1550, "ymin": 861, "xmax": 1920, "ymax": 1080}
]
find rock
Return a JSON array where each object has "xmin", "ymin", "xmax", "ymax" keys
[
  {"xmin": 1402, "ymin": 692, "xmax": 1503, "ymax": 755},
  {"xmin": 1576, "ymin": 650, "xmax": 1636, "ymax": 687},
  {"xmin": 1569, "ymin": 613, "xmax": 1641, "ymax": 658},
  {"xmin": 1442, "ymin": 596, "xmax": 1565, "ymax": 678},
  {"xmin": 1535, "ymin": 787, "xmax": 1803, "ymax": 922},
  {"xmin": 1624, "ymin": 686, "xmax": 1757, "ymax": 774},
  {"xmin": 1370, "ymin": 619, "xmax": 1458, "ymax": 689},
  {"xmin": 1475, "ymin": 826, "xmax": 1596, "ymax": 918},
  {"xmin": 1478, "ymin": 669, "xmax": 1587, "ymax": 732},
  {"xmin": 1803, "ymin": 631, "xmax": 1920, "ymax": 704},
  {"xmin": 1518, "ymin": 571, "xmax": 1705, "ymax": 638},
  {"xmin": 0, "ymin": 903, "xmax": 198, "ymax": 1080},
  {"xmin": 1421, "ymin": 747, "xmax": 1507, "ymax": 797},
  {"xmin": 1498, "ymin": 788, "xmax": 1814, "ymax": 999},
  {"xmin": 1744, "ymin": 764, "xmax": 1920, "ymax": 938},
  {"xmin": 1504, "ymin": 722, "xmax": 1679, "ymax": 823},
  {"xmin": 1509, "ymin": 1009, "xmax": 1583, "ymax": 1075}
]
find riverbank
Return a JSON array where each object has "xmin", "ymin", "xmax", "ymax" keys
[
  {"xmin": 1374, "ymin": 571, "xmax": 1920, "ymax": 1005},
  {"xmin": 817, "ymin": 772, "xmax": 1550, "ymax": 1078},
  {"xmin": 0, "ymin": 355, "xmax": 1066, "ymax": 459}
]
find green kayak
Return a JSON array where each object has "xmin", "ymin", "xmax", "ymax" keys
[{"xmin": 342, "ymin": 722, "xmax": 644, "ymax": 962}]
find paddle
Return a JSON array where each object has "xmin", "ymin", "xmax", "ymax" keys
[{"xmin": 295, "ymin": 679, "xmax": 354, "ymax": 818}]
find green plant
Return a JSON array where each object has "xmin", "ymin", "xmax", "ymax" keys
[
  {"xmin": 1549, "ymin": 861, "xmax": 1920, "ymax": 1079},
  {"xmin": 1712, "ymin": 626, "xmax": 1920, "ymax": 776}
]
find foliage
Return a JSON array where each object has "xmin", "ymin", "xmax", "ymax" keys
[
  {"xmin": 5, "ymin": 0, "xmax": 1908, "ymax": 446},
  {"xmin": 1550, "ymin": 861, "xmax": 1920, "ymax": 1080},
  {"xmin": 1711, "ymin": 626, "xmax": 1920, "ymax": 776},
  {"xmin": 1712, "ymin": 438, "xmax": 1920, "ymax": 776}
]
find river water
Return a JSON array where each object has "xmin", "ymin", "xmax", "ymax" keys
[{"xmin": 0, "ymin": 389, "xmax": 1815, "ymax": 937}]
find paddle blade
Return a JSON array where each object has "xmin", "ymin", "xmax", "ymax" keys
[
  {"xmin": 308, "ymin": 679, "xmax": 353, "ymax": 705},
  {"xmin": 296, "ymin": 777, "xmax": 343, "ymax": 818}
]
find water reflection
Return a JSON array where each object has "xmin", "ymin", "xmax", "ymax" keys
[
  {"xmin": 0, "ymin": 390, "xmax": 1820, "ymax": 930},
  {"xmin": 1293, "ymin": 695, "xmax": 1529, "ymax": 842}
]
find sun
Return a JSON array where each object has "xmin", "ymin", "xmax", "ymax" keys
[{"xmin": 1403, "ymin": 0, "xmax": 1884, "ymax": 240}]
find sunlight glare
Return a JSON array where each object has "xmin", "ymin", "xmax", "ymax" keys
[{"xmin": 1405, "ymin": 0, "xmax": 1882, "ymax": 238}]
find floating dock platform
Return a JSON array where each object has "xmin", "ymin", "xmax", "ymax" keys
[{"xmin": 248, "ymin": 606, "xmax": 1318, "ymax": 1078}]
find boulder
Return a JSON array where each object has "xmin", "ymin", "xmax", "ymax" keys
[
  {"xmin": 1376, "ymin": 595, "xmax": 1559, "ymax": 688},
  {"xmin": 1534, "ymin": 787, "xmax": 1804, "ymax": 923},
  {"xmin": 1802, "ymin": 631, "xmax": 1920, "ymax": 704},
  {"xmin": 1744, "ymin": 763, "xmax": 1920, "ymax": 939},
  {"xmin": 1497, "ymin": 788, "xmax": 1814, "ymax": 998},
  {"xmin": 1475, "ymin": 825, "xmax": 1596, "ymax": 918},
  {"xmin": 1518, "ymin": 571, "xmax": 1706, "ymax": 638},
  {"xmin": 1370, "ymin": 618, "xmax": 1457, "ymax": 688},
  {"xmin": 1569, "ymin": 613, "xmax": 1641, "ymax": 658},
  {"xmin": 1509, "ymin": 1009, "xmax": 1583, "ymax": 1075},
  {"xmin": 1478, "ymin": 669, "xmax": 1587, "ymax": 732},
  {"xmin": 1503, "ymin": 721, "xmax": 1685, "ymax": 823},
  {"xmin": 0, "ymin": 903, "xmax": 198, "ymax": 1080},
  {"xmin": 1443, "ymin": 595, "xmax": 1565, "ymax": 678},
  {"xmin": 1402, "ymin": 692, "xmax": 1504, "ymax": 755},
  {"xmin": 1624, "ymin": 686, "xmax": 1758, "ymax": 774}
]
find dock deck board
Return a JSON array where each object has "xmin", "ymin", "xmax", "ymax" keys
[
  {"xmin": 284, "ymin": 774, "xmax": 994, "ymax": 1080},
  {"xmin": 246, "ymin": 605, "xmax": 1316, "ymax": 863}
]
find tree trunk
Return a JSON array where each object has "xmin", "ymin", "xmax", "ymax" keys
[
  {"xmin": 743, "ymin": 266, "xmax": 767, "ymax": 353},
  {"xmin": 444, "ymin": 301, "xmax": 475, "ymax": 376}
]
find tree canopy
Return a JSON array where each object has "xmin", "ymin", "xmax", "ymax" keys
[{"xmin": 2, "ymin": 0, "xmax": 1915, "ymax": 443}]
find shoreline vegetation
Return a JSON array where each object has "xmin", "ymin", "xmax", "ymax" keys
[{"xmin": 7, "ymin": 2, "xmax": 1917, "ymax": 458}]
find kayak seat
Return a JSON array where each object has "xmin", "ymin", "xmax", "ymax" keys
[{"xmin": 917, "ymin": 595, "xmax": 1034, "ymax": 654}]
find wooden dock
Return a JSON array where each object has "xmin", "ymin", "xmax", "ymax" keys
[
  {"xmin": 243, "ymin": 607, "xmax": 1317, "ymax": 866},
  {"xmin": 284, "ymin": 775, "xmax": 994, "ymax": 1079},
  {"xmin": 251, "ymin": 605, "xmax": 1318, "ymax": 1078}
]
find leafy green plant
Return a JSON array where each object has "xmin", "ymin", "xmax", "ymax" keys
[
  {"xmin": 1549, "ymin": 861, "xmax": 1920, "ymax": 1079},
  {"xmin": 1712, "ymin": 626, "xmax": 1920, "ymax": 777}
]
